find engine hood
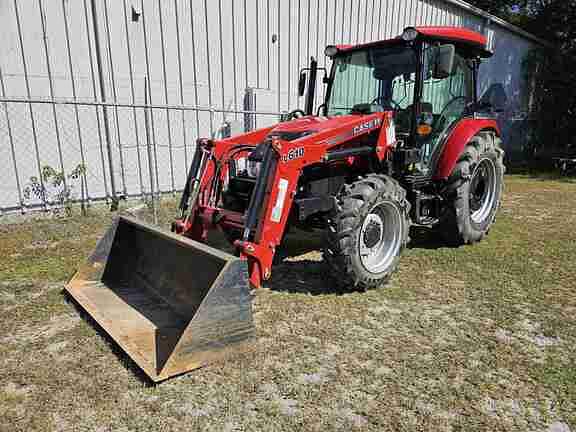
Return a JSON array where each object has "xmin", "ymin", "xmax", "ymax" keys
[{"xmin": 267, "ymin": 115, "xmax": 366, "ymax": 140}]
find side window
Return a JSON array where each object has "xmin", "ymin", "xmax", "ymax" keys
[
  {"xmin": 419, "ymin": 46, "xmax": 474, "ymax": 166},
  {"xmin": 422, "ymin": 49, "xmax": 473, "ymax": 119}
]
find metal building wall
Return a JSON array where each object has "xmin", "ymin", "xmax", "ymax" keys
[{"xmin": 0, "ymin": 0, "xmax": 541, "ymax": 213}]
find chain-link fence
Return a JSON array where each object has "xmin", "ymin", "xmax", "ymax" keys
[
  {"xmin": 0, "ymin": 0, "xmax": 293, "ymax": 215},
  {"xmin": 0, "ymin": 97, "xmax": 281, "ymax": 214}
]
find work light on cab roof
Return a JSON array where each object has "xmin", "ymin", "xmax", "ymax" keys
[{"xmin": 401, "ymin": 27, "xmax": 419, "ymax": 41}]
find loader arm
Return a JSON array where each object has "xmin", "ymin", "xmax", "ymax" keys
[{"xmin": 176, "ymin": 111, "xmax": 397, "ymax": 289}]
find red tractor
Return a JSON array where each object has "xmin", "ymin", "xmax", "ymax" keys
[
  {"xmin": 67, "ymin": 26, "xmax": 505, "ymax": 381},
  {"xmin": 173, "ymin": 26, "xmax": 505, "ymax": 289}
]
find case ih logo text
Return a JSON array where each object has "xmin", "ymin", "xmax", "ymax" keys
[
  {"xmin": 282, "ymin": 147, "xmax": 305, "ymax": 162},
  {"xmin": 353, "ymin": 118, "xmax": 382, "ymax": 135}
]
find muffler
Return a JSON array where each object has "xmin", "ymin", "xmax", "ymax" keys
[{"xmin": 65, "ymin": 215, "xmax": 254, "ymax": 382}]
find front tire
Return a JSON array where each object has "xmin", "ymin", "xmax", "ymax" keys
[
  {"xmin": 439, "ymin": 131, "xmax": 505, "ymax": 245},
  {"xmin": 324, "ymin": 174, "xmax": 410, "ymax": 290}
]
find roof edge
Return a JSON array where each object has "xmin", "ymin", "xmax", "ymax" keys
[{"xmin": 442, "ymin": 0, "xmax": 552, "ymax": 47}]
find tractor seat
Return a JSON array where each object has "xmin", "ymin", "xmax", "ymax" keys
[{"xmin": 394, "ymin": 102, "xmax": 435, "ymax": 133}]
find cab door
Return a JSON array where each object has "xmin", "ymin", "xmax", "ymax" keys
[{"xmin": 418, "ymin": 46, "xmax": 475, "ymax": 170}]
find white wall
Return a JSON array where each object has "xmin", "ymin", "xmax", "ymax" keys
[{"xmin": 0, "ymin": 0, "xmax": 541, "ymax": 211}]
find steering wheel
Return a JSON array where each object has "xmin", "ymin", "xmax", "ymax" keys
[
  {"xmin": 285, "ymin": 109, "xmax": 306, "ymax": 120},
  {"xmin": 371, "ymin": 97, "xmax": 402, "ymax": 111},
  {"xmin": 435, "ymin": 96, "xmax": 468, "ymax": 131}
]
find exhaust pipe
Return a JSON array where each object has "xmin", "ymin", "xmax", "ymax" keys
[{"xmin": 66, "ymin": 216, "xmax": 254, "ymax": 382}]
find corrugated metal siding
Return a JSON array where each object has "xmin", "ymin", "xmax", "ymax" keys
[{"xmin": 0, "ymin": 0, "xmax": 542, "ymax": 211}]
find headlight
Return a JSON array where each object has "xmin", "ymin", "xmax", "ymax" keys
[{"xmin": 325, "ymin": 45, "xmax": 339, "ymax": 57}]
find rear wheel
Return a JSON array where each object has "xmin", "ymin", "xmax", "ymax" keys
[
  {"xmin": 324, "ymin": 174, "xmax": 410, "ymax": 290},
  {"xmin": 439, "ymin": 131, "xmax": 505, "ymax": 244}
]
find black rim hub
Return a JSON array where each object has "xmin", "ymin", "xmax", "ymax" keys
[{"xmin": 363, "ymin": 221, "xmax": 382, "ymax": 249}]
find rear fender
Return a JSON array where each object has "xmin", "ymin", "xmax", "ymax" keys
[{"xmin": 432, "ymin": 118, "xmax": 500, "ymax": 180}]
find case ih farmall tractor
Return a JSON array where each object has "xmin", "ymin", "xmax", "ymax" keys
[{"xmin": 67, "ymin": 27, "xmax": 505, "ymax": 381}]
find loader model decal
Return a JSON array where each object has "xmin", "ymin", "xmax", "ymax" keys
[{"xmin": 281, "ymin": 147, "xmax": 305, "ymax": 163}]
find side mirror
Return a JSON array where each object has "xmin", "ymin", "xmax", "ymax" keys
[
  {"xmin": 432, "ymin": 44, "xmax": 455, "ymax": 79},
  {"xmin": 298, "ymin": 72, "xmax": 307, "ymax": 97}
]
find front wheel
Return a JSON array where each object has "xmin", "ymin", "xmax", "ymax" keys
[
  {"xmin": 324, "ymin": 174, "xmax": 410, "ymax": 290},
  {"xmin": 439, "ymin": 131, "xmax": 505, "ymax": 245}
]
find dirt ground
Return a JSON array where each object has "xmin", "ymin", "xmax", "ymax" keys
[{"xmin": 0, "ymin": 174, "xmax": 575, "ymax": 431}]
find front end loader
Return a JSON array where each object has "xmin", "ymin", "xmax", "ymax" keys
[{"xmin": 66, "ymin": 26, "xmax": 505, "ymax": 381}]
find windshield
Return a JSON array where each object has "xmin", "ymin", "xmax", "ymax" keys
[{"xmin": 327, "ymin": 45, "xmax": 418, "ymax": 116}]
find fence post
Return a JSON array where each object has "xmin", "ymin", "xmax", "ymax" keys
[
  {"xmin": 90, "ymin": 0, "xmax": 117, "ymax": 201},
  {"xmin": 82, "ymin": 0, "xmax": 110, "ymax": 202},
  {"xmin": 103, "ymin": 0, "xmax": 127, "ymax": 198},
  {"xmin": 144, "ymin": 78, "xmax": 158, "ymax": 226}
]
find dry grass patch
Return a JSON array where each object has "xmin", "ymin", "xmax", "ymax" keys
[{"xmin": 0, "ymin": 175, "xmax": 574, "ymax": 431}]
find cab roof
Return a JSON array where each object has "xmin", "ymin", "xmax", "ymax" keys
[{"xmin": 335, "ymin": 26, "xmax": 493, "ymax": 58}]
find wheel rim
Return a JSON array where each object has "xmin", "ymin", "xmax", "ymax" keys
[
  {"xmin": 359, "ymin": 202, "xmax": 403, "ymax": 274},
  {"xmin": 469, "ymin": 158, "xmax": 497, "ymax": 224}
]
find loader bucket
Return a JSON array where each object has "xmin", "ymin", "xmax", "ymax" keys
[{"xmin": 65, "ymin": 215, "xmax": 254, "ymax": 382}]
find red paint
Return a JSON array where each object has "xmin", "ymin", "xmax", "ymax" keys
[
  {"xmin": 270, "ymin": 114, "xmax": 360, "ymax": 134},
  {"xmin": 415, "ymin": 26, "xmax": 487, "ymax": 48},
  {"xmin": 433, "ymin": 118, "xmax": 500, "ymax": 180},
  {"xmin": 334, "ymin": 44, "xmax": 353, "ymax": 51},
  {"xmin": 335, "ymin": 26, "xmax": 489, "ymax": 56},
  {"xmin": 376, "ymin": 111, "xmax": 395, "ymax": 161},
  {"xmin": 178, "ymin": 112, "xmax": 393, "ymax": 288},
  {"xmin": 219, "ymin": 125, "xmax": 275, "ymax": 148}
]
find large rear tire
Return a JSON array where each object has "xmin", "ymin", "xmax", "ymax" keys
[
  {"xmin": 439, "ymin": 131, "xmax": 505, "ymax": 245},
  {"xmin": 324, "ymin": 174, "xmax": 410, "ymax": 290}
]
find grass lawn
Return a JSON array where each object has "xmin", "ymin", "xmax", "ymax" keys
[{"xmin": 0, "ymin": 174, "xmax": 575, "ymax": 431}]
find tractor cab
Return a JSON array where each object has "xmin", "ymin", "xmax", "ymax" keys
[{"xmin": 318, "ymin": 27, "xmax": 493, "ymax": 174}]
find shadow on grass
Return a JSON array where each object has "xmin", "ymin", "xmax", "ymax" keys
[
  {"xmin": 266, "ymin": 228, "xmax": 362, "ymax": 296},
  {"xmin": 267, "ymin": 226, "xmax": 457, "ymax": 295},
  {"xmin": 267, "ymin": 259, "xmax": 358, "ymax": 296},
  {"xmin": 407, "ymin": 226, "xmax": 460, "ymax": 250}
]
